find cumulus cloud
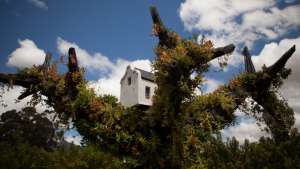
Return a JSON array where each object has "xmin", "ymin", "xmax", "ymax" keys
[
  {"xmin": 202, "ymin": 80, "xmax": 271, "ymax": 142},
  {"xmin": 57, "ymin": 37, "xmax": 115, "ymax": 73},
  {"xmin": 27, "ymin": 0, "xmax": 48, "ymax": 10},
  {"xmin": 242, "ymin": 5, "xmax": 300, "ymax": 39},
  {"xmin": 0, "ymin": 86, "xmax": 48, "ymax": 115},
  {"xmin": 203, "ymin": 78, "xmax": 224, "ymax": 94},
  {"xmin": 179, "ymin": 0, "xmax": 300, "ymax": 66},
  {"xmin": 221, "ymin": 110, "xmax": 270, "ymax": 142},
  {"xmin": 3, "ymin": 37, "xmax": 151, "ymax": 112},
  {"xmin": 57, "ymin": 37, "xmax": 152, "ymax": 99},
  {"xmin": 64, "ymin": 130, "xmax": 82, "ymax": 146},
  {"xmin": 200, "ymin": 79, "xmax": 269, "ymax": 143},
  {"xmin": 180, "ymin": 1, "xmax": 300, "ymax": 141},
  {"xmin": 179, "ymin": 0, "xmax": 269, "ymax": 67},
  {"xmin": 64, "ymin": 135, "xmax": 82, "ymax": 145},
  {"xmin": 88, "ymin": 59, "xmax": 152, "ymax": 99},
  {"xmin": 180, "ymin": 0, "xmax": 274, "ymax": 31},
  {"xmin": 209, "ymin": 50, "xmax": 244, "ymax": 69},
  {"xmin": 7, "ymin": 39, "xmax": 46, "ymax": 68},
  {"xmin": 222, "ymin": 122, "xmax": 264, "ymax": 142},
  {"xmin": 4, "ymin": 35, "xmax": 298, "ymax": 144},
  {"xmin": 285, "ymin": 0, "xmax": 296, "ymax": 3},
  {"xmin": 222, "ymin": 38, "xmax": 300, "ymax": 141},
  {"xmin": 252, "ymin": 37, "xmax": 300, "ymax": 72},
  {"xmin": 294, "ymin": 113, "xmax": 300, "ymax": 130},
  {"xmin": 252, "ymin": 37, "xmax": 300, "ymax": 130}
]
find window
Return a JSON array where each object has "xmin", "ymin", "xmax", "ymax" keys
[
  {"xmin": 127, "ymin": 77, "xmax": 131, "ymax": 85},
  {"xmin": 145, "ymin": 86, "xmax": 150, "ymax": 99}
]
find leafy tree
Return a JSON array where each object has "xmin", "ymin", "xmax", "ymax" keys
[
  {"xmin": 0, "ymin": 142, "xmax": 126, "ymax": 169},
  {"xmin": 102, "ymin": 94, "xmax": 119, "ymax": 108},
  {"xmin": 0, "ymin": 107, "xmax": 56, "ymax": 149}
]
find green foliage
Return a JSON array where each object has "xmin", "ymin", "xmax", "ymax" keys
[
  {"xmin": 0, "ymin": 107, "xmax": 56, "ymax": 149},
  {"xmin": 102, "ymin": 94, "xmax": 119, "ymax": 108},
  {"xmin": 188, "ymin": 93, "xmax": 236, "ymax": 131},
  {"xmin": 0, "ymin": 142, "xmax": 126, "ymax": 169},
  {"xmin": 200, "ymin": 133, "xmax": 300, "ymax": 169}
]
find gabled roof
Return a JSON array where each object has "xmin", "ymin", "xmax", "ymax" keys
[{"xmin": 135, "ymin": 68, "xmax": 155, "ymax": 82}]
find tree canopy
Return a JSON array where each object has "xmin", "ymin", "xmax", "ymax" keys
[{"xmin": 0, "ymin": 107, "xmax": 57, "ymax": 149}]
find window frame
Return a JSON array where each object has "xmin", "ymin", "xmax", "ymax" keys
[
  {"xmin": 127, "ymin": 77, "xmax": 131, "ymax": 85},
  {"xmin": 145, "ymin": 86, "xmax": 150, "ymax": 99}
]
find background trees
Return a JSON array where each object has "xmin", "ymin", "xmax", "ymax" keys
[{"xmin": 0, "ymin": 107, "xmax": 56, "ymax": 149}]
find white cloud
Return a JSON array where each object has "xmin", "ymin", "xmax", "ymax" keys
[
  {"xmin": 179, "ymin": 1, "xmax": 300, "ymax": 141},
  {"xmin": 64, "ymin": 134, "xmax": 82, "ymax": 146},
  {"xmin": 203, "ymin": 78, "xmax": 224, "ymax": 94},
  {"xmin": 3, "ymin": 37, "xmax": 151, "ymax": 112},
  {"xmin": 5, "ymin": 35, "xmax": 298, "ymax": 144},
  {"xmin": 203, "ymin": 81, "xmax": 270, "ymax": 143},
  {"xmin": 252, "ymin": 37, "xmax": 300, "ymax": 130},
  {"xmin": 7, "ymin": 39, "xmax": 46, "ymax": 68},
  {"xmin": 179, "ymin": 0, "xmax": 300, "ymax": 64},
  {"xmin": 0, "ymin": 86, "xmax": 48, "ymax": 115},
  {"xmin": 28, "ymin": 0, "xmax": 48, "ymax": 10},
  {"xmin": 242, "ymin": 5, "xmax": 300, "ymax": 39},
  {"xmin": 285, "ymin": 0, "xmax": 296, "ymax": 3},
  {"xmin": 222, "ymin": 122, "xmax": 267, "ymax": 143},
  {"xmin": 209, "ymin": 50, "xmax": 244, "ymax": 69},
  {"xmin": 222, "ymin": 38, "xmax": 300, "ymax": 141},
  {"xmin": 0, "ymin": 87, "xmax": 30, "ymax": 113},
  {"xmin": 294, "ymin": 112, "xmax": 300, "ymax": 130},
  {"xmin": 57, "ymin": 37, "xmax": 115, "ymax": 73},
  {"xmin": 221, "ymin": 111, "xmax": 270, "ymax": 142},
  {"xmin": 64, "ymin": 130, "xmax": 82, "ymax": 145},
  {"xmin": 252, "ymin": 37, "xmax": 300, "ymax": 86},
  {"xmin": 88, "ymin": 59, "xmax": 152, "ymax": 99},
  {"xmin": 252, "ymin": 37, "xmax": 300, "ymax": 72},
  {"xmin": 57, "ymin": 37, "xmax": 152, "ymax": 99},
  {"xmin": 179, "ymin": 0, "xmax": 274, "ymax": 31}
]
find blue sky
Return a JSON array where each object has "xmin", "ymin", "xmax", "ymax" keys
[
  {"xmin": 0, "ymin": 0, "xmax": 298, "ymax": 83},
  {"xmin": 0, "ymin": 0, "xmax": 187, "ymax": 78},
  {"xmin": 0, "ymin": 0, "xmax": 299, "ymax": 144}
]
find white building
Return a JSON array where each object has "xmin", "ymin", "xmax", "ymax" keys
[{"xmin": 120, "ymin": 66, "xmax": 157, "ymax": 107}]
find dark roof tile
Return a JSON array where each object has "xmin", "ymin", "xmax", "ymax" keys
[{"xmin": 135, "ymin": 68, "xmax": 155, "ymax": 82}]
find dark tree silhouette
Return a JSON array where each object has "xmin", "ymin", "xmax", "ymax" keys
[{"xmin": 0, "ymin": 107, "xmax": 56, "ymax": 149}]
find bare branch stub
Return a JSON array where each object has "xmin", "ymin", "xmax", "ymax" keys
[
  {"xmin": 243, "ymin": 46, "xmax": 256, "ymax": 73},
  {"xmin": 18, "ymin": 88, "xmax": 36, "ymax": 100},
  {"xmin": 211, "ymin": 44, "xmax": 235, "ymax": 60},
  {"xmin": 267, "ymin": 45, "xmax": 296, "ymax": 77},
  {"xmin": 68, "ymin": 47, "xmax": 79, "ymax": 72}
]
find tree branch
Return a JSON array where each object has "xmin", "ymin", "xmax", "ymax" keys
[
  {"xmin": 243, "ymin": 46, "xmax": 256, "ymax": 73},
  {"xmin": 150, "ymin": 6, "xmax": 177, "ymax": 48},
  {"xmin": 18, "ymin": 88, "xmax": 36, "ymax": 100},
  {"xmin": 0, "ymin": 73, "xmax": 38, "ymax": 88},
  {"xmin": 211, "ymin": 44, "xmax": 235, "ymax": 60},
  {"xmin": 267, "ymin": 45, "xmax": 296, "ymax": 76}
]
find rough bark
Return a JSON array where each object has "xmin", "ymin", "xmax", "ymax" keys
[
  {"xmin": 211, "ymin": 44, "xmax": 235, "ymax": 60},
  {"xmin": 243, "ymin": 46, "xmax": 256, "ymax": 73},
  {"xmin": 267, "ymin": 45, "xmax": 296, "ymax": 77},
  {"xmin": 0, "ymin": 73, "xmax": 39, "ymax": 88}
]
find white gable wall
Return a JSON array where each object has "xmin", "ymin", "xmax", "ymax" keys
[
  {"xmin": 120, "ymin": 66, "xmax": 139, "ymax": 107},
  {"xmin": 120, "ymin": 66, "xmax": 157, "ymax": 107}
]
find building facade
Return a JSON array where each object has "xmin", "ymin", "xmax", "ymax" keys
[{"xmin": 120, "ymin": 66, "xmax": 156, "ymax": 107}]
